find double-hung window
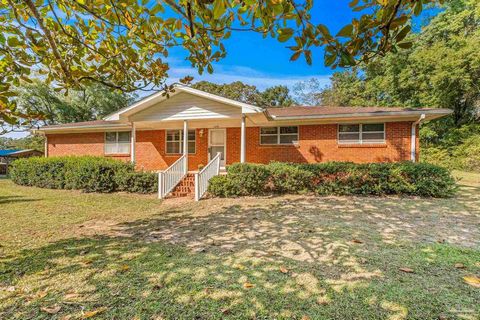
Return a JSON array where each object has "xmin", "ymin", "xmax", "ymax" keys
[
  {"xmin": 166, "ymin": 129, "xmax": 196, "ymax": 154},
  {"xmin": 105, "ymin": 131, "xmax": 131, "ymax": 154},
  {"xmin": 338, "ymin": 123, "xmax": 385, "ymax": 144},
  {"xmin": 260, "ymin": 126, "xmax": 299, "ymax": 145}
]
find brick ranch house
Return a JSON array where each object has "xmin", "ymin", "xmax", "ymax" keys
[{"xmin": 34, "ymin": 85, "xmax": 451, "ymax": 199}]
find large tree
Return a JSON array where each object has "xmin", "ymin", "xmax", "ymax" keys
[
  {"xmin": 192, "ymin": 81, "xmax": 294, "ymax": 107},
  {"xmin": 14, "ymin": 81, "xmax": 136, "ymax": 129},
  {"xmin": 305, "ymin": 0, "xmax": 480, "ymax": 126},
  {"xmin": 1, "ymin": 0, "xmax": 441, "ymax": 131}
]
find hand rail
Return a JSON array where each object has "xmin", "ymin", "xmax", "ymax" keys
[
  {"xmin": 194, "ymin": 152, "xmax": 222, "ymax": 201},
  {"xmin": 158, "ymin": 154, "xmax": 187, "ymax": 199}
]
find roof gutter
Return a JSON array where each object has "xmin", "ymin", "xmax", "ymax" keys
[
  {"xmin": 411, "ymin": 114, "xmax": 426, "ymax": 162},
  {"xmin": 267, "ymin": 109, "xmax": 452, "ymax": 121},
  {"xmin": 32, "ymin": 123, "xmax": 131, "ymax": 134}
]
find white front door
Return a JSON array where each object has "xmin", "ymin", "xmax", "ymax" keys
[{"xmin": 209, "ymin": 129, "xmax": 226, "ymax": 168}]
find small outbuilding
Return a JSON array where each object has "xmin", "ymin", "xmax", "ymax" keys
[{"xmin": 0, "ymin": 149, "xmax": 43, "ymax": 175}]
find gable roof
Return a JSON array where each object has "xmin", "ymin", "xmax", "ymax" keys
[{"xmin": 104, "ymin": 85, "xmax": 263, "ymax": 121}]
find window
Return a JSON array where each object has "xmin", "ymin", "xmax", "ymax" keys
[
  {"xmin": 166, "ymin": 129, "xmax": 196, "ymax": 154},
  {"xmin": 260, "ymin": 126, "xmax": 299, "ymax": 145},
  {"xmin": 105, "ymin": 131, "xmax": 131, "ymax": 154},
  {"xmin": 338, "ymin": 123, "xmax": 385, "ymax": 144}
]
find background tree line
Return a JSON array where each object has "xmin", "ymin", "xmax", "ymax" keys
[{"xmin": 3, "ymin": 0, "xmax": 478, "ymax": 171}]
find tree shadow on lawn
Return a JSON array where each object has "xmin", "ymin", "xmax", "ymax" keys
[
  {"xmin": 0, "ymin": 195, "xmax": 40, "ymax": 205},
  {"xmin": 1, "ymin": 190, "xmax": 479, "ymax": 319}
]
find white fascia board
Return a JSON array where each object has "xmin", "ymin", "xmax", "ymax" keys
[
  {"xmin": 33, "ymin": 123, "xmax": 131, "ymax": 134},
  {"xmin": 267, "ymin": 109, "xmax": 453, "ymax": 121}
]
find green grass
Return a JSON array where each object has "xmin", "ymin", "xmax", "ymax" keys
[{"xmin": 1, "ymin": 173, "xmax": 479, "ymax": 319}]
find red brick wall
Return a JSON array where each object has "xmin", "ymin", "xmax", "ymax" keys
[
  {"xmin": 134, "ymin": 129, "xmax": 209, "ymax": 171},
  {"xmin": 226, "ymin": 122, "xmax": 417, "ymax": 164},
  {"xmin": 47, "ymin": 129, "xmax": 209, "ymax": 171},
  {"xmin": 47, "ymin": 122, "xmax": 418, "ymax": 171},
  {"xmin": 47, "ymin": 132, "xmax": 129, "ymax": 163}
]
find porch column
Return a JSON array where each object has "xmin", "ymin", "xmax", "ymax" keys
[
  {"xmin": 183, "ymin": 120, "xmax": 188, "ymax": 172},
  {"xmin": 130, "ymin": 122, "xmax": 136, "ymax": 163},
  {"xmin": 44, "ymin": 135, "xmax": 48, "ymax": 158},
  {"xmin": 240, "ymin": 114, "xmax": 246, "ymax": 163}
]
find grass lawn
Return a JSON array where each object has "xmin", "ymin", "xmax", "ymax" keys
[{"xmin": 0, "ymin": 173, "xmax": 479, "ymax": 319}]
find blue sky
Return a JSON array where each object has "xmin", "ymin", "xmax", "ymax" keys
[
  {"xmin": 4, "ymin": 1, "xmax": 439, "ymax": 138},
  {"xmin": 164, "ymin": 0, "xmax": 358, "ymax": 92}
]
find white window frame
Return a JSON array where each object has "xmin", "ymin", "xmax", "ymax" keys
[
  {"xmin": 260, "ymin": 126, "xmax": 299, "ymax": 145},
  {"xmin": 165, "ymin": 129, "xmax": 196, "ymax": 155},
  {"xmin": 337, "ymin": 123, "xmax": 385, "ymax": 144},
  {"xmin": 104, "ymin": 131, "xmax": 131, "ymax": 155}
]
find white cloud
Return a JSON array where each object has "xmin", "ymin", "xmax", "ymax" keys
[{"xmin": 166, "ymin": 65, "xmax": 331, "ymax": 91}]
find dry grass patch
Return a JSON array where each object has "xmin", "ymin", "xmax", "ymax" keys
[{"xmin": 0, "ymin": 173, "xmax": 479, "ymax": 319}]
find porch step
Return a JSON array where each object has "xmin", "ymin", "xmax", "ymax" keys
[{"xmin": 168, "ymin": 173, "xmax": 195, "ymax": 198}]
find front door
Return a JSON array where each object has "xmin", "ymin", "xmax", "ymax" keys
[{"xmin": 209, "ymin": 129, "xmax": 226, "ymax": 168}]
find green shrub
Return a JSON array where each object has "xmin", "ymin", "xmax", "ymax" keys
[
  {"xmin": 225, "ymin": 163, "xmax": 270, "ymax": 195},
  {"xmin": 208, "ymin": 161, "xmax": 457, "ymax": 198},
  {"xmin": 63, "ymin": 157, "xmax": 134, "ymax": 192},
  {"xmin": 9, "ymin": 157, "xmax": 68, "ymax": 189},
  {"xmin": 452, "ymin": 135, "xmax": 480, "ymax": 172},
  {"xmin": 208, "ymin": 175, "xmax": 243, "ymax": 197},
  {"xmin": 9, "ymin": 156, "xmax": 157, "ymax": 194},
  {"xmin": 267, "ymin": 162, "xmax": 313, "ymax": 193},
  {"xmin": 116, "ymin": 171, "xmax": 158, "ymax": 194},
  {"xmin": 421, "ymin": 147, "xmax": 453, "ymax": 170}
]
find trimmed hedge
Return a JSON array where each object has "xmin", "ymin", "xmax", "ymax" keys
[
  {"xmin": 9, "ymin": 156, "xmax": 157, "ymax": 194},
  {"xmin": 208, "ymin": 161, "xmax": 457, "ymax": 198}
]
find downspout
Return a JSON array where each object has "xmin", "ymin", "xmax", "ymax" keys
[{"xmin": 411, "ymin": 114, "xmax": 425, "ymax": 162}]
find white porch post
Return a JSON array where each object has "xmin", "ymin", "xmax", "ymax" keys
[
  {"xmin": 44, "ymin": 135, "xmax": 48, "ymax": 158},
  {"xmin": 131, "ymin": 122, "xmax": 136, "ymax": 163},
  {"xmin": 240, "ymin": 114, "xmax": 246, "ymax": 163},
  {"xmin": 183, "ymin": 120, "xmax": 188, "ymax": 173}
]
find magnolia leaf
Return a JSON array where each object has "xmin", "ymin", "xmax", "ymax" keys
[
  {"xmin": 397, "ymin": 41, "xmax": 413, "ymax": 49},
  {"xmin": 35, "ymin": 290, "xmax": 48, "ymax": 299},
  {"xmin": 336, "ymin": 24, "xmax": 353, "ymax": 37},
  {"xmin": 317, "ymin": 24, "xmax": 330, "ymax": 37},
  {"xmin": 390, "ymin": 15, "xmax": 408, "ymax": 28},
  {"xmin": 325, "ymin": 52, "xmax": 337, "ymax": 67},
  {"xmin": 279, "ymin": 266, "xmax": 289, "ymax": 274},
  {"xmin": 243, "ymin": 282, "xmax": 255, "ymax": 289},
  {"xmin": 305, "ymin": 50, "xmax": 312, "ymax": 65},
  {"xmin": 351, "ymin": 239, "xmax": 363, "ymax": 244},
  {"xmin": 82, "ymin": 307, "xmax": 107, "ymax": 319},
  {"xmin": 395, "ymin": 25, "xmax": 411, "ymax": 42},
  {"xmin": 399, "ymin": 267, "xmax": 414, "ymax": 273},
  {"xmin": 278, "ymin": 28, "xmax": 294, "ymax": 42},
  {"xmin": 213, "ymin": 0, "xmax": 226, "ymax": 20},
  {"xmin": 463, "ymin": 276, "xmax": 480, "ymax": 288},
  {"xmin": 340, "ymin": 51, "xmax": 356, "ymax": 66},
  {"xmin": 290, "ymin": 51, "xmax": 302, "ymax": 62},
  {"xmin": 454, "ymin": 263, "xmax": 466, "ymax": 269},
  {"xmin": 414, "ymin": 1, "xmax": 423, "ymax": 16},
  {"xmin": 349, "ymin": 0, "xmax": 359, "ymax": 8},
  {"xmin": 41, "ymin": 305, "xmax": 61, "ymax": 314},
  {"xmin": 7, "ymin": 37, "xmax": 21, "ymax": 47}
]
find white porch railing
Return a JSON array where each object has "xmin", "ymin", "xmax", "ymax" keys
[
  {"xmin": 194, "ymin": 152, "xmax": 221, "ymax": 201},
  {"xmin": 158, "ymin": 154, "xmax": 187, "ymax": 199}
]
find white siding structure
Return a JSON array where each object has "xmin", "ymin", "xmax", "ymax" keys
[{"xmin": 130, "ymin": 92, "xmax": 242, "ymax": 122}]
